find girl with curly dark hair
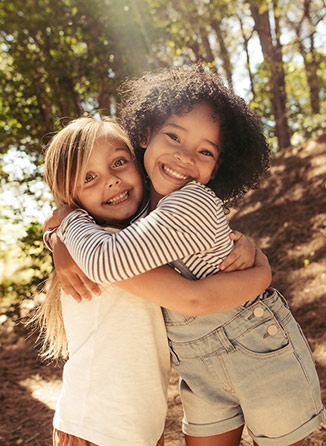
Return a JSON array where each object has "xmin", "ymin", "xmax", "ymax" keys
[
  {"xmin": 118, "ymin": 64, "xmax": 270, "ymax": 206},
  {"xmin": 48, "ymin": 65, "xmax": 324, "ymax": 446}
]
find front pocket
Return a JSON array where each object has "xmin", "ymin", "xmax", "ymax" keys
[{"xmin": 234, "ymin": 316, "xmax": 291, "ymax": 358}]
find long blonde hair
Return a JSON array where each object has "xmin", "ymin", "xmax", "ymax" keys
[{"xmin": 31, "ymin": 117, "xmax": 135, "ymax": 361}]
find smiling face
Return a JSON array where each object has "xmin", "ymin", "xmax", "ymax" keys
[
  {"xmin": 142, "ymin": 102, "xmax": 220, "ymax": 206},
  {"xmin": 77, "ymin": 137, "xmax": 144, "ymax": 225}
]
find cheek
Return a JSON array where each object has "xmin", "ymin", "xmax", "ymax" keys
[
  {"xmin": 143, "ymin": 150, "xmax": 150, "ymax": 171},
  {"xmin": 130, "ymin": 169, "xmax": 145, "ymax": 194},
  {"xmin": 210, "ymin": 162, "xmax": 219, "ymax": 179},
  {"xmin": 143, "ymin": 146, "xmax": 155, "ymax": 170},
  {"xmin": 77, "ymin": 188, "xmax": 94, "ymax": 206}
]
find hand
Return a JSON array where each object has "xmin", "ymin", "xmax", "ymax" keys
[
  {"xmin": 51, "ymin": 233, "xmax": 101, "ymax": 302},
  {"xmin": 220, "ymin": 230, "xmax": 256, "ymax": 272},
  {"xmin": 43, "ymin": 204, "xmax": 77, "ymax": 234}
]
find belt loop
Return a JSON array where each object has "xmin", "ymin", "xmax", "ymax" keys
[{"xmin": 217, "ymin": 327, "xmax": 235, "ymax": 354}]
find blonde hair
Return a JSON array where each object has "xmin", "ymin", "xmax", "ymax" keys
[{"xmin": 32, "ymin": 117, "xmax": 135, "ymax": 361}]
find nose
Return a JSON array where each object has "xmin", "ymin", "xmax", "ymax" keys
[
  {"xmin": 106, "ymin": 176, "xmax": 121, "ymax": 188},
  {"xmin": 173, "ymin": 147, "xmax": 194, "ymax": 165}
]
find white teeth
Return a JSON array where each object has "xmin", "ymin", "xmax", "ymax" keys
[
  {"xmin": 163, "ymin": 165, "xmax": 188, "ymax": 180},
  {"xmin": 107, "ymin": 191, "xmax": 129, "ymax": 205}
]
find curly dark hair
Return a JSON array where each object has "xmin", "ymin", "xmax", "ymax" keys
[{"xmin": 118, "ymin": 64, "xmax": 270, "ymax": 204}]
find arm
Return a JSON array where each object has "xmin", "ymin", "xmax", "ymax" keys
[
  {"xmin": 48, "ymin": 215, "xmax": 259, "ymax": 305},
  {"xmin": 43, "ymin": 208, "xmax": 101, "ymax": 301},
  {"xmin": 45, "ymin": 205, "xmax": 255, "ymax": 271},
  {"xmin": 50, "ymin": 227, "xmax": 271, "ymax": 312},
  {"xmin": 115, "ymin": 248, "xmax": 271, "ymax": 315},
  {"xmin": 57, "ymin": 183, "xmax": 232, "ymax": 283},
  {"xmin": 50, "ymin": 233, "xmax": 101, "ymax": 302}
]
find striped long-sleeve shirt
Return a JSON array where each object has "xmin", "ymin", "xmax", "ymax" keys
[{"xmin": 57, "ymin": 181, "xmax": 233, "ymax": 284}]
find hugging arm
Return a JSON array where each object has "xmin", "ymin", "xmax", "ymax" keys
[
  {"xmin": 45, "ymin": 216, "xmax": 264, "ymax": 308},
  {"xmin": 117, "ymin": 248, "xmax": 271, "ymax": 314},
  {"xmin": 44, "ymin": 184, "xmax": 270, "ymax": 312},
  {"xmin": 57, "ymin": 184, "xmax": 241, "ymax": 283},
  {"xmin": 49, "ymin": 228, "xmax": 271, "ymax": 314}
]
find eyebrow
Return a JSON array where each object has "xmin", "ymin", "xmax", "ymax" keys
[
  {"xmin": 164, "ymin": 123, "xmax": 220, "ymax": 152},
  {"xmin": 112, "ymin": 146, "xmax": 131, "ymax": 153}
]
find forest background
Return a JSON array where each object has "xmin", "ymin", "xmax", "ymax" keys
[
  {"xmin": 0, "ymin": 0, "xmax": 325, "ymax": 444},
  {"xmin": 1, "ymin": 0, "xmax": 325, "ymax": 314}
]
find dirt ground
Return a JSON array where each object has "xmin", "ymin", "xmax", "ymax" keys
[{"xmin": 1, "ymin": 134, "xmax": 326, "ymax": 445}]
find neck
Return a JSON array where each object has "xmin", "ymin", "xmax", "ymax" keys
[{"xmin": 149, "ymin": 184, "xmax": 164, "ymax": 211}]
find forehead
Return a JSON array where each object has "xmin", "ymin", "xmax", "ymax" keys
[
  {"xmin": 172, "ymin": 102, "xmax": 216, "ymax": 122},
  {"xmin": 85, "ymin": 140, "xmax": 131, "ymax": 169},
  {"xmin": 91, "ymin": 138, "xmax": 130, "ymax": 157},
  {"xmin": 164, "ymin": 102, "xmax": 220, "ymax": 146},
  {"xmin": 94, "ymin": 135, "xmax": 129, "ymax": 150}
]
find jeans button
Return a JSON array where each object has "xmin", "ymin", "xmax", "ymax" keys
[
  {"xmin": 254, "ymin": 307, "xmax": 264, "ymax": 318},
  {"xmin": 267, "ymin": 325, "xmax": 278, "ymax": 336}
]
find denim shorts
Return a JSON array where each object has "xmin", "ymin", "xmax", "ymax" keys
[{"xmin": 165, "ymin": 288, "xmax": 325, "ymax": 445}]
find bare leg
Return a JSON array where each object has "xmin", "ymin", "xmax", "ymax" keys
[
  {"xmin": 156, "ymin": 431, "xmax": 164, "ymax": 446},
  {"xmin": 185, "ymin": 425, "xmax": 244, "ymax": 446}
]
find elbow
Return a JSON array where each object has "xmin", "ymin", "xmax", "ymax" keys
[{"xmin": 263, "ymin": 267, "xmax": 273, "ymax": 290}]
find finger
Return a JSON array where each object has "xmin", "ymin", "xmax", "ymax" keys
[
  {"xmin": 221, "ymin": 253, "xmax": 251, "ymax": 271},
  {"xmin": 58, "ymin": 271, "xmax": 93, "ymax": 301},
  {"xmin": 61, "ymin": 285, "xmax": 82, "ymax": 303},
  {"xmin": 220, "ymin": 252, "xmax": 240, "ymax": 271},
  {"xmin": 222, "ymin": 260, "xmax": 247, "ymax": 272},
  {"xmin": 84, "ymin": 280, "xmax": 101, "ymax": 296},
  {"xmin": 69, "ymin": 276, "xmax": 94, "ymax": 301},
  {"xmin": 229, "ymin": 230, "xmax": 242, "ymax": 241},
  {"xmin": 77, "ymin": 271, "xmax": 101, "ymax": 296}
]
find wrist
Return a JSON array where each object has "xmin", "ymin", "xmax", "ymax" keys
[{"xmin": 43, "ymin": 227, "xmax": 58, "ymax": 252}]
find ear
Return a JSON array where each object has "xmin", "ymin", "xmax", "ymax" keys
[{"xmin": 139, "ymin": 129, "xmax": 150, "ymax": 149}]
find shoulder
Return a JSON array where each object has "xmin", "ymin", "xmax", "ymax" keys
[
  {"xmin": 153, "ymin": 181, "xmax": 225, "ymax": 227},
  {"xmin": 158, "ymin": 181, "xmax": 224, "ymax": 215}
]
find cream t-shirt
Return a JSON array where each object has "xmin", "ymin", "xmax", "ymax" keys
[{"xmin": 54, "ymin": 279, "xmax": 170, "ymax": 445}]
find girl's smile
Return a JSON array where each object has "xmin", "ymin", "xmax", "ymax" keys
[
  {"xmin": 160, "ymin": 162, "xmax": 192, "ymax": 182},
  {"xmin": 105, "ymin": 190, "xmax": 130, "ymax": 205}
]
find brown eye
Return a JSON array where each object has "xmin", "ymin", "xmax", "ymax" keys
[
  {"xmin": 165, "ymin": 133, "xmax": 179, "ymax": 142},
  {"xmin": 200, "ymin": 149, "xmax": 214, "ymax": 157}
]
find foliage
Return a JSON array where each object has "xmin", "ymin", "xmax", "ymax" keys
[
  {"xmin": 0, "ymin": 0, "xmax": 160, "ymax": 156},
  {"xmin": 0, "ymin": 221, "xmax": 52, "ymax": 319}
]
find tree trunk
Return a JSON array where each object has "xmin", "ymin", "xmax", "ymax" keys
[
  {"xmin": 237, "ymin": 15, "xmax": 256, "ymax": 100},
  {"xmin": 298, "ymin": 40, "xmax": 321, "ymax": 114},
  {"xmin": 299, "ymin": 0, "xmax": 321, "ymax": 114},
  {"xmin": 211, "ymin": 18, "xmax": 234, "ymax": 92},
  {"xmin": 247, "ymin": 0, "xmax": 291, "ymax": 149},
  {"xmin": 200, "ymin": 27, "xmax": 216, "ymax": 65}
]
